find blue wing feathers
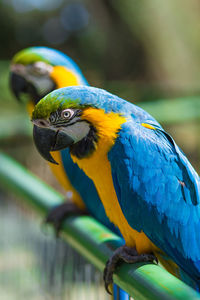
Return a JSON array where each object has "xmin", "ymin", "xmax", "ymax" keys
[
  {"xmin": 108, "ymin": 120, "xmax": 200, "ymax": 285},
  {"xmin": 156, "ymin": 128, "xmax": 200, "ymax": 205}
]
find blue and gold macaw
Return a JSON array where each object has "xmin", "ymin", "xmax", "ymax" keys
[{"xmin": 32, "ymin": 85, "xmax": 200, "ymax": 291}]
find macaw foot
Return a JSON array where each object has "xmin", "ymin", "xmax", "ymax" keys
[
  {"xmin": 103, "ymin": 245, "xmax": 157, "ymax": 294},
  {"xmin": 45, "ymin": 202, "xmax": 88, "ymax": 237}
]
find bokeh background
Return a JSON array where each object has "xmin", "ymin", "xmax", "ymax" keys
[{"xmin": 0, "ymin": 0, "xmax": 200, "ymax": 299}]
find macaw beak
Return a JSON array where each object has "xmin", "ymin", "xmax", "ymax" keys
[
  {"xmin": 33, "ymin": 125, "xmax": 74, "ymax": 165},
  {"xmin": 10, "ymin": 72, "xmax": 28, "ymax": 102},
  {"xmin": 9, "ymin": 72, "xmax": 43, "ymax": 105}
]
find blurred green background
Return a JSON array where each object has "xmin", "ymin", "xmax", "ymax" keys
[
  {"xmin": 1, "ymin": 0, "xmax": 200, "ymax": 166},
  {"xmin": 2, "ymin": 0, "xmax": 200, "ymax": 98},
  {"xmin": 1, "ymin": 0, "xmax": 200, "ymax": 299}
]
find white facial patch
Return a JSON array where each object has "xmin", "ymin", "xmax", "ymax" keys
[
  {"xmin": 33, "ymin": 61, "xmax": 53, "ymax": 75},
  {"xmin": 60, "ymin": 121, "xmax": 90, "ymax": 143},
  {"xmin": 12, "ymin": 62, "xmax": 54, "ymax": 95}
]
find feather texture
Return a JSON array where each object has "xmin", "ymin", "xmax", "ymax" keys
[
  {"xmin": 108, "ymin": 120, "xmax": 200, "ymax": 286},
  {"xmin": 33, "ymin": 83, "xmax": 200, "ymax": 289}
]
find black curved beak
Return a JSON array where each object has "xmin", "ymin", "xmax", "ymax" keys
[
  {"xmin": 10, "ymin": 72, "xmax": 28, "ymax": 102},
  {"xmin": 10, "ymin": 72, "xmax": 49, "ymax": 105},
  {"xmin": 33, "ymin": 125, "xmax": 74, "ymax": 164}
]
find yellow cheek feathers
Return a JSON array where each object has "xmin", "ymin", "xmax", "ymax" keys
[
  {"xmin": 50, "ymin": 66, "xmax": 80, "ymax": 88},
  {"xmin": 81, "ymin": 108, "xmax": 126, "ymax": 146}
]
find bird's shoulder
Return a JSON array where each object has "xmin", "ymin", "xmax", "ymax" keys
[{"xmin": 109, "ymin": 119, "xmax": 200, "ymax": 207}]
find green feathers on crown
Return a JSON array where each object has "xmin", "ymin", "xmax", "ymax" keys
[
  {"xmin": 12, "ymin": 48, "xmax": 49, "ymax": 65},
  {"xmin": 32, "ymin": 93, "xmax": 80, "ymax": 120}
]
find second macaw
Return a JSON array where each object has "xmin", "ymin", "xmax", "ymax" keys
[{"xmin": 31, "ymin": 85, "xmax": 199, "ymax": 291}]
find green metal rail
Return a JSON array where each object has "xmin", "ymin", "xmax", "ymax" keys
[{"xmin": 0, "ymin": 151, "xmax": 200, "ymax": 300}]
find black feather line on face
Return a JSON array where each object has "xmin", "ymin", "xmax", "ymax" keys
[
  {"xmin": 49, "ymin": 109, "xmax": 82, "ymax": 126},
  {"xmin": 54, "ymin": 119, "xmax": 86, "ymax": 128},
  {"xmin": 70, "ymin": 125, "xmax": 98, "ymax": 159}
]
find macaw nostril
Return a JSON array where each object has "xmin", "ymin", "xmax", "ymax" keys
[
  {"xmin": 39, "ymin": 120, "xmax": 47, "ymax": 126},
  {"xmin": 34, "ymin": 119, "xmax": 50, "ymax": 128}
]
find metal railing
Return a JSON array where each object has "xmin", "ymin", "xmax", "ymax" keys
[{"xmin": 0, "ymin": 151, "xmax": 200, "ymax": 300}]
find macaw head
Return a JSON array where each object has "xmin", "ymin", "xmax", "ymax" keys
[
  {"xmin": 10, "ymin": 46, "xmax": 88, "ymax": 115},
  {"xmin": 32, "ymin": 86, "xmax": 127, "ymax": 164}
]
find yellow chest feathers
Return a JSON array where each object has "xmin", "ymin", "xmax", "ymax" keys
[{"xmin": 71, "ymin": 108, "xmax": 157, "ymax": 253}]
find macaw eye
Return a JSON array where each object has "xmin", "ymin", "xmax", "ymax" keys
[{"xmin": 61, "ymin": 109, "xmax": 74, "ymax": 119}]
